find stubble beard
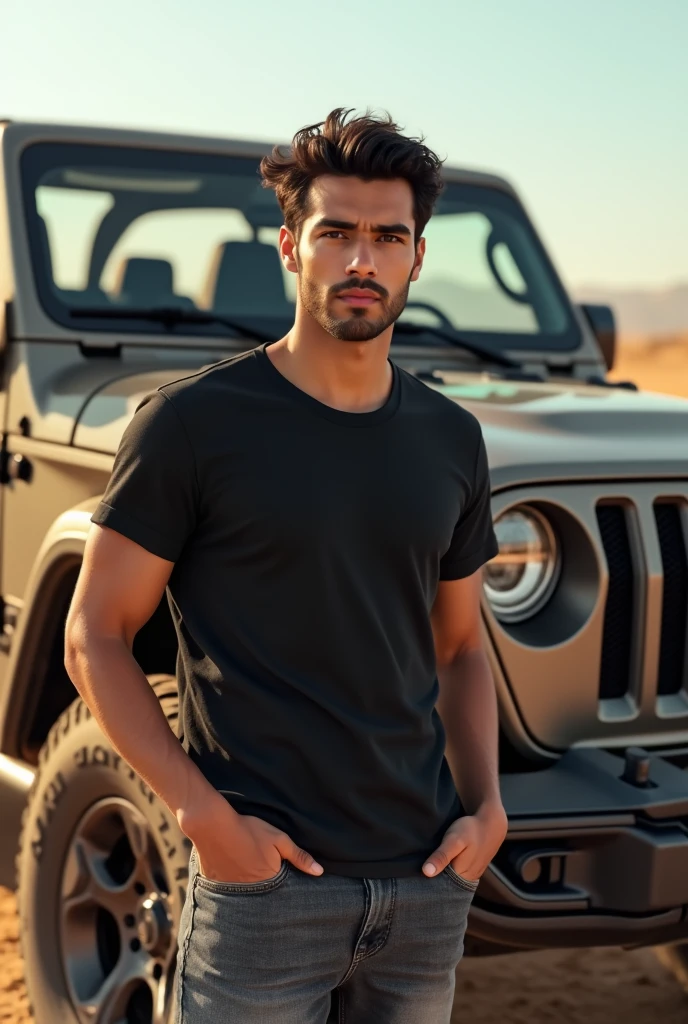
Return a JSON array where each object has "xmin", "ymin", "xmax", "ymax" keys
[{"xmin": 298, "ymin": 271, "xmax": 413, "ymax": 342}]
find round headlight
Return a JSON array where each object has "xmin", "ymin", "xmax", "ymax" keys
[{"xmin": 483, "ymin": 507, "xmax": 559, "ymax": 622}]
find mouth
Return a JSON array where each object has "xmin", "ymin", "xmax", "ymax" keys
[{"xmin": 335, "ymin": 289, "xmax": 382, "ymax": 308}]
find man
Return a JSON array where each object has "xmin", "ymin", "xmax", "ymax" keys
[{"xmin": 65, "ymin": 107, "xmax": 508, "ymax": 1023}]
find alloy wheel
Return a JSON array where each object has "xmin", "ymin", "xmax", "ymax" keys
[{"xmin": 59, "ymin": 797, "xmax": 177, "ymax": 1024}]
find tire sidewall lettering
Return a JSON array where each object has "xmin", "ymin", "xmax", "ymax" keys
[
  {"xmin": 74, "ymin": 744, "xmax": 154, "ymax": 803},
  {"xmin": 30, "ymin": 771, "xmax": 66, "ymax": 861},
  {"xmin": 31, "ymin": 746, "xmax": 181, "ymax": 866}
]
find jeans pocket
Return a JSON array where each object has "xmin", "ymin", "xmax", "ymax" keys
[
  {"xmin": 192, "ymin": 852, "xmax": 291, "ymax": 895},
  {"xmin": 445, "ymin": 863, "xmax": 480, "ymax": 893}
]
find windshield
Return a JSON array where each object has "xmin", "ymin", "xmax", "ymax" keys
[{"xmin": 21, "ymin": 141, "xmax": 579, "ymax": 351}]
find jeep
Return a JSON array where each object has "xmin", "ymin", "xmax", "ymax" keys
[{"xmin": 0, "ymin": 119, "xmax": 687, "ymax": 1022}]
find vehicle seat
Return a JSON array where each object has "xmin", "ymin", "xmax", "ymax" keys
[
  {"xmin": 111, "ymin": 257, "xmax": 195, "ymax": 309},
  {"xmin": 201, "ymin": 241, "xmax": 292, "ymax": 318}
]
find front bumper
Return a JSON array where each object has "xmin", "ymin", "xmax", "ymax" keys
[{"xmin": 468, "ymin": 748, "xmax": 688, "ymax": 953}]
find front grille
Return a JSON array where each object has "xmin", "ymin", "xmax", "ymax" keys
[
  {"xmin": 654, "ymin": 502, "xmax": 688, "ymax": 697},
  {"xmin": 596, "ymin": 504, "xmax": 635, "ymax": 700},
  {"xmin": 487, "ymin": 480, "xmax": 688, "ymax": 752},
  {"xmin": 596, "ymin": 497, "xmax": 688, "ymax": 706}
]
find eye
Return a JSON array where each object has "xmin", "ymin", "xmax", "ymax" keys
[
  {"xmin": 379, "ymin": 234, "xmax": 403, "ymax": 243},
  {"xmin": 322, "ymin": 230, "xmax": 347, "ymax": 239}
]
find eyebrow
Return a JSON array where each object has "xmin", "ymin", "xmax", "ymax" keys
[{"xmin": 313, "ymin": 218, "xmax": 412, "ymax": 236}]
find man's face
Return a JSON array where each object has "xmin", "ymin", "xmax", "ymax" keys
[{"xmin": 280, "ymin": 175, "xmax": 425, "ymax": 342}]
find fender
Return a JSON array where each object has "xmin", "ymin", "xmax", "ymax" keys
[{"xmin": 0, "ymin": 498, "xmax": 99, "ymax": 759}]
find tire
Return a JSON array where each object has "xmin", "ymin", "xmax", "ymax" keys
[{"xmin": 16, "ymin": 674, "xmax": 191, "ymax": 1024}]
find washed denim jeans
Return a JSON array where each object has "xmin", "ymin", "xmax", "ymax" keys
[{"xmin": 173, "ymin": 843, "xmax": 477, "ymax": 1023}]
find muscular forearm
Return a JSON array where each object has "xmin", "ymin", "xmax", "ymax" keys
[
  {"xmin": 65, "ymin": 632, "xmax": 227, "ymax": 830},
  {"xmin": 435, "ymin": 648, "xmax": 502, "ymax": 816}
]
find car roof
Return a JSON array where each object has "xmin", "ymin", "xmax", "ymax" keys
[{"xmin": 1, "ymin": 118, "xmax": 519, "ymax": 198}]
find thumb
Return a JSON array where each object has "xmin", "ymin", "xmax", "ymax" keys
[
  {"xmin": 422, "ymin": 838, "xmax": 463, "ymax": 878},
  {"xmin": 277, "ymin": 836, "xmax": 324, "ymax": 876}
]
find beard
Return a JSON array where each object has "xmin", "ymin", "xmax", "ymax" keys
[{"xmin": 298, "ymin": 270, "xmax": 412, "ymax": 342}]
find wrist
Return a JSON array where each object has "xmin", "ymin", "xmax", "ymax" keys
[
  {"xmin": 176, "ymin": 781, "xmax": 237, "ymax": 842},
  {"xmin": 474, "ymin": 799, "xmax": 507, "ymax": 826}
]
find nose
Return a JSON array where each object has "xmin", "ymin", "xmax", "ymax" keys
[{"xmin": 345, "ymin": 241, "xmax": 377, "ymax": 278}]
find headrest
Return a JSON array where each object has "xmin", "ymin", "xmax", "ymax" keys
[
  {"xmin": 112, "ymin": 258, "xmax": 175, "ymax": 303},
  {"xmin": 201, "ymin": 241, "xmax": 291, "ymax": 318}
]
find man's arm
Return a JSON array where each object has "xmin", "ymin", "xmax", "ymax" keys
[
  {"xmin": 64, "ymin": 523, "xmax": 323, "ymax": 883},
  {"xmin": 422, "ymin": 567, "xmax": 508, "ymax": 879},
  {"xmin": 64, "ymin": 523, "xmax": 215, "ymax": 828}
]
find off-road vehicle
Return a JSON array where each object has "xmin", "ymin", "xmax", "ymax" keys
[{"xmin": 0, "ymin": 119, "xmax": 687, "ymax": 1023}]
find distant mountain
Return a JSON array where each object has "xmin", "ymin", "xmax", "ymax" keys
[{"xmin": 574, "ymin": 283, "xmax": 688, "ymax": 338}]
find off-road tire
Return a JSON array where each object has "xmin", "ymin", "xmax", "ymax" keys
[{"xmin": 15, "ymin": 674, "xmax": 190, "ymax": 1024}]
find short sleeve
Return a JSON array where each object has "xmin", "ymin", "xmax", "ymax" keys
[
  {"xmin": 90, "ymin": 390, "xmax": 198, "ymax": 562},
  {"xmin": 439, "ymin": 429, "xmax": 499, "ymax": 580}
]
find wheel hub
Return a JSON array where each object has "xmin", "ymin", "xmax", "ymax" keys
[{"xmin": 137, "ymin": 893, "xmax": 172, "ymax": 957}]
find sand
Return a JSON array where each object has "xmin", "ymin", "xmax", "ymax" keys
[
  {"xmin": 608, "ymin": 334, "xmax": 688, "ymax": 398},
  {"xmin": 0, "ymin": 890, "xmax": 32, "ymax": 1024}
]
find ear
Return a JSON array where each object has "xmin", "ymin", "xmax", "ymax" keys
[
  {"xmin": 410, "ymin": 236, "xmax": 426, "ymax": 283},
  {"xmin": 279, "ymin": 225, "xmax": 299, "ymax": 275}
]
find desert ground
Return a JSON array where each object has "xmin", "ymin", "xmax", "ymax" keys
[
  {"xmin": 2, "ymin": 336, "xmax": 687, "ymax": 1023},
  {"xmin": 608, "ymin": 333, "xmax": 688, "ymax": 397}
]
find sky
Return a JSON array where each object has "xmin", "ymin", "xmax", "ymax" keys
[{"xmin": 2, "ymin": 0, "xmax": 686, "ymax": 293}]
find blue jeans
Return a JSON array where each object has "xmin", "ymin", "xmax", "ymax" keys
[{"xmin": 173, "ymin": 844, "xmax": 476, "ymax": 1023}]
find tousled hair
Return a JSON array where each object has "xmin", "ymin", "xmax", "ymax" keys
[{"xmin": 259, "ymin": 107, "xmax": 444, "ymax": 242}]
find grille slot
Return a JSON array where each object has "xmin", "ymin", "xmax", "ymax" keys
[
  {"xmin": 596, "ymin": 504, "xmax": 635, "ymax": 701},
  {"xmin": 654, "ymin": 502, "xmax": 688, "ymax": 697}
]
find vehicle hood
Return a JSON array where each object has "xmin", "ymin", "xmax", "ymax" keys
[
  {"xmin": 429, "ymin": 372, "xmax": 688, "ymax": 486},
  {"xmin": 73, "ymin": 365, "xmax": 688, "ymax": 483}
]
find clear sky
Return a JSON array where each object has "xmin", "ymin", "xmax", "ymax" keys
[{"xmin": 3, "ymin": 0, "xmax": 685, "ymax": 292}]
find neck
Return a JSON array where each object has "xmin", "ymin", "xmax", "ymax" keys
[{"xmin": 266, "ymin": 304, "xmax": 395, "ymax": 414}]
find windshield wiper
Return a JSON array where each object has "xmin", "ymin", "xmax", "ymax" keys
[
  {"xmin": 68, "ymin": 306, "xmax": 521, "ymax": 367},
  {"xmin": 68, "ymin": 306, "xmax": 274, "ymax": 342},
  {"xmin": 393, "ymin": 322, "xmax": 519, "ymax": 369}
]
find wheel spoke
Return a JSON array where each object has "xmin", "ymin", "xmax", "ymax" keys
[
  {"xmin": 161, "ymin": 937, "xmax": 177, "ymax": 976},
  {"xmin": 61, "ymin": 837, "xmax": 94, "ymax": 911},
  {"xmin": 120, "ymin": 804, "xmax": 149, "ymax": 864},
  {"xmin": 138, "ymin": 856, "xmax": 161, "ymax": 899},
  {"xmin": 149, "ymin": 916, "xmax": 178, "ymax": 1022},
  {"xmin": 152, "ymin": 968, "xmax": 172, "ymax": 1024},
  {"xmin": 75, "ymin": 950, "xmax": 148, "ymax": 1024},
  {"xmin": 62, "ymin": 838, "xmax": 132, "ymax": 918},
  {"xmin": 121, "ymin": 803, "xmax": 164, "ymax": 896}
]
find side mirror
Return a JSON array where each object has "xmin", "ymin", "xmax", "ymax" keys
[{"xmin": 579, "ymin": 303, "xmax": 616, "ymax": 371}]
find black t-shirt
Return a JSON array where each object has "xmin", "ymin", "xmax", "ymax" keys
[{"xmin": 92, "ymin": 342, "xmax": 499, "ymax": 877}]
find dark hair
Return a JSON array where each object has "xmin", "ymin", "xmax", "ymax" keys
[{"xmin": 259, "ymin": 107, "xmax": 444, "ymax": 241}]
